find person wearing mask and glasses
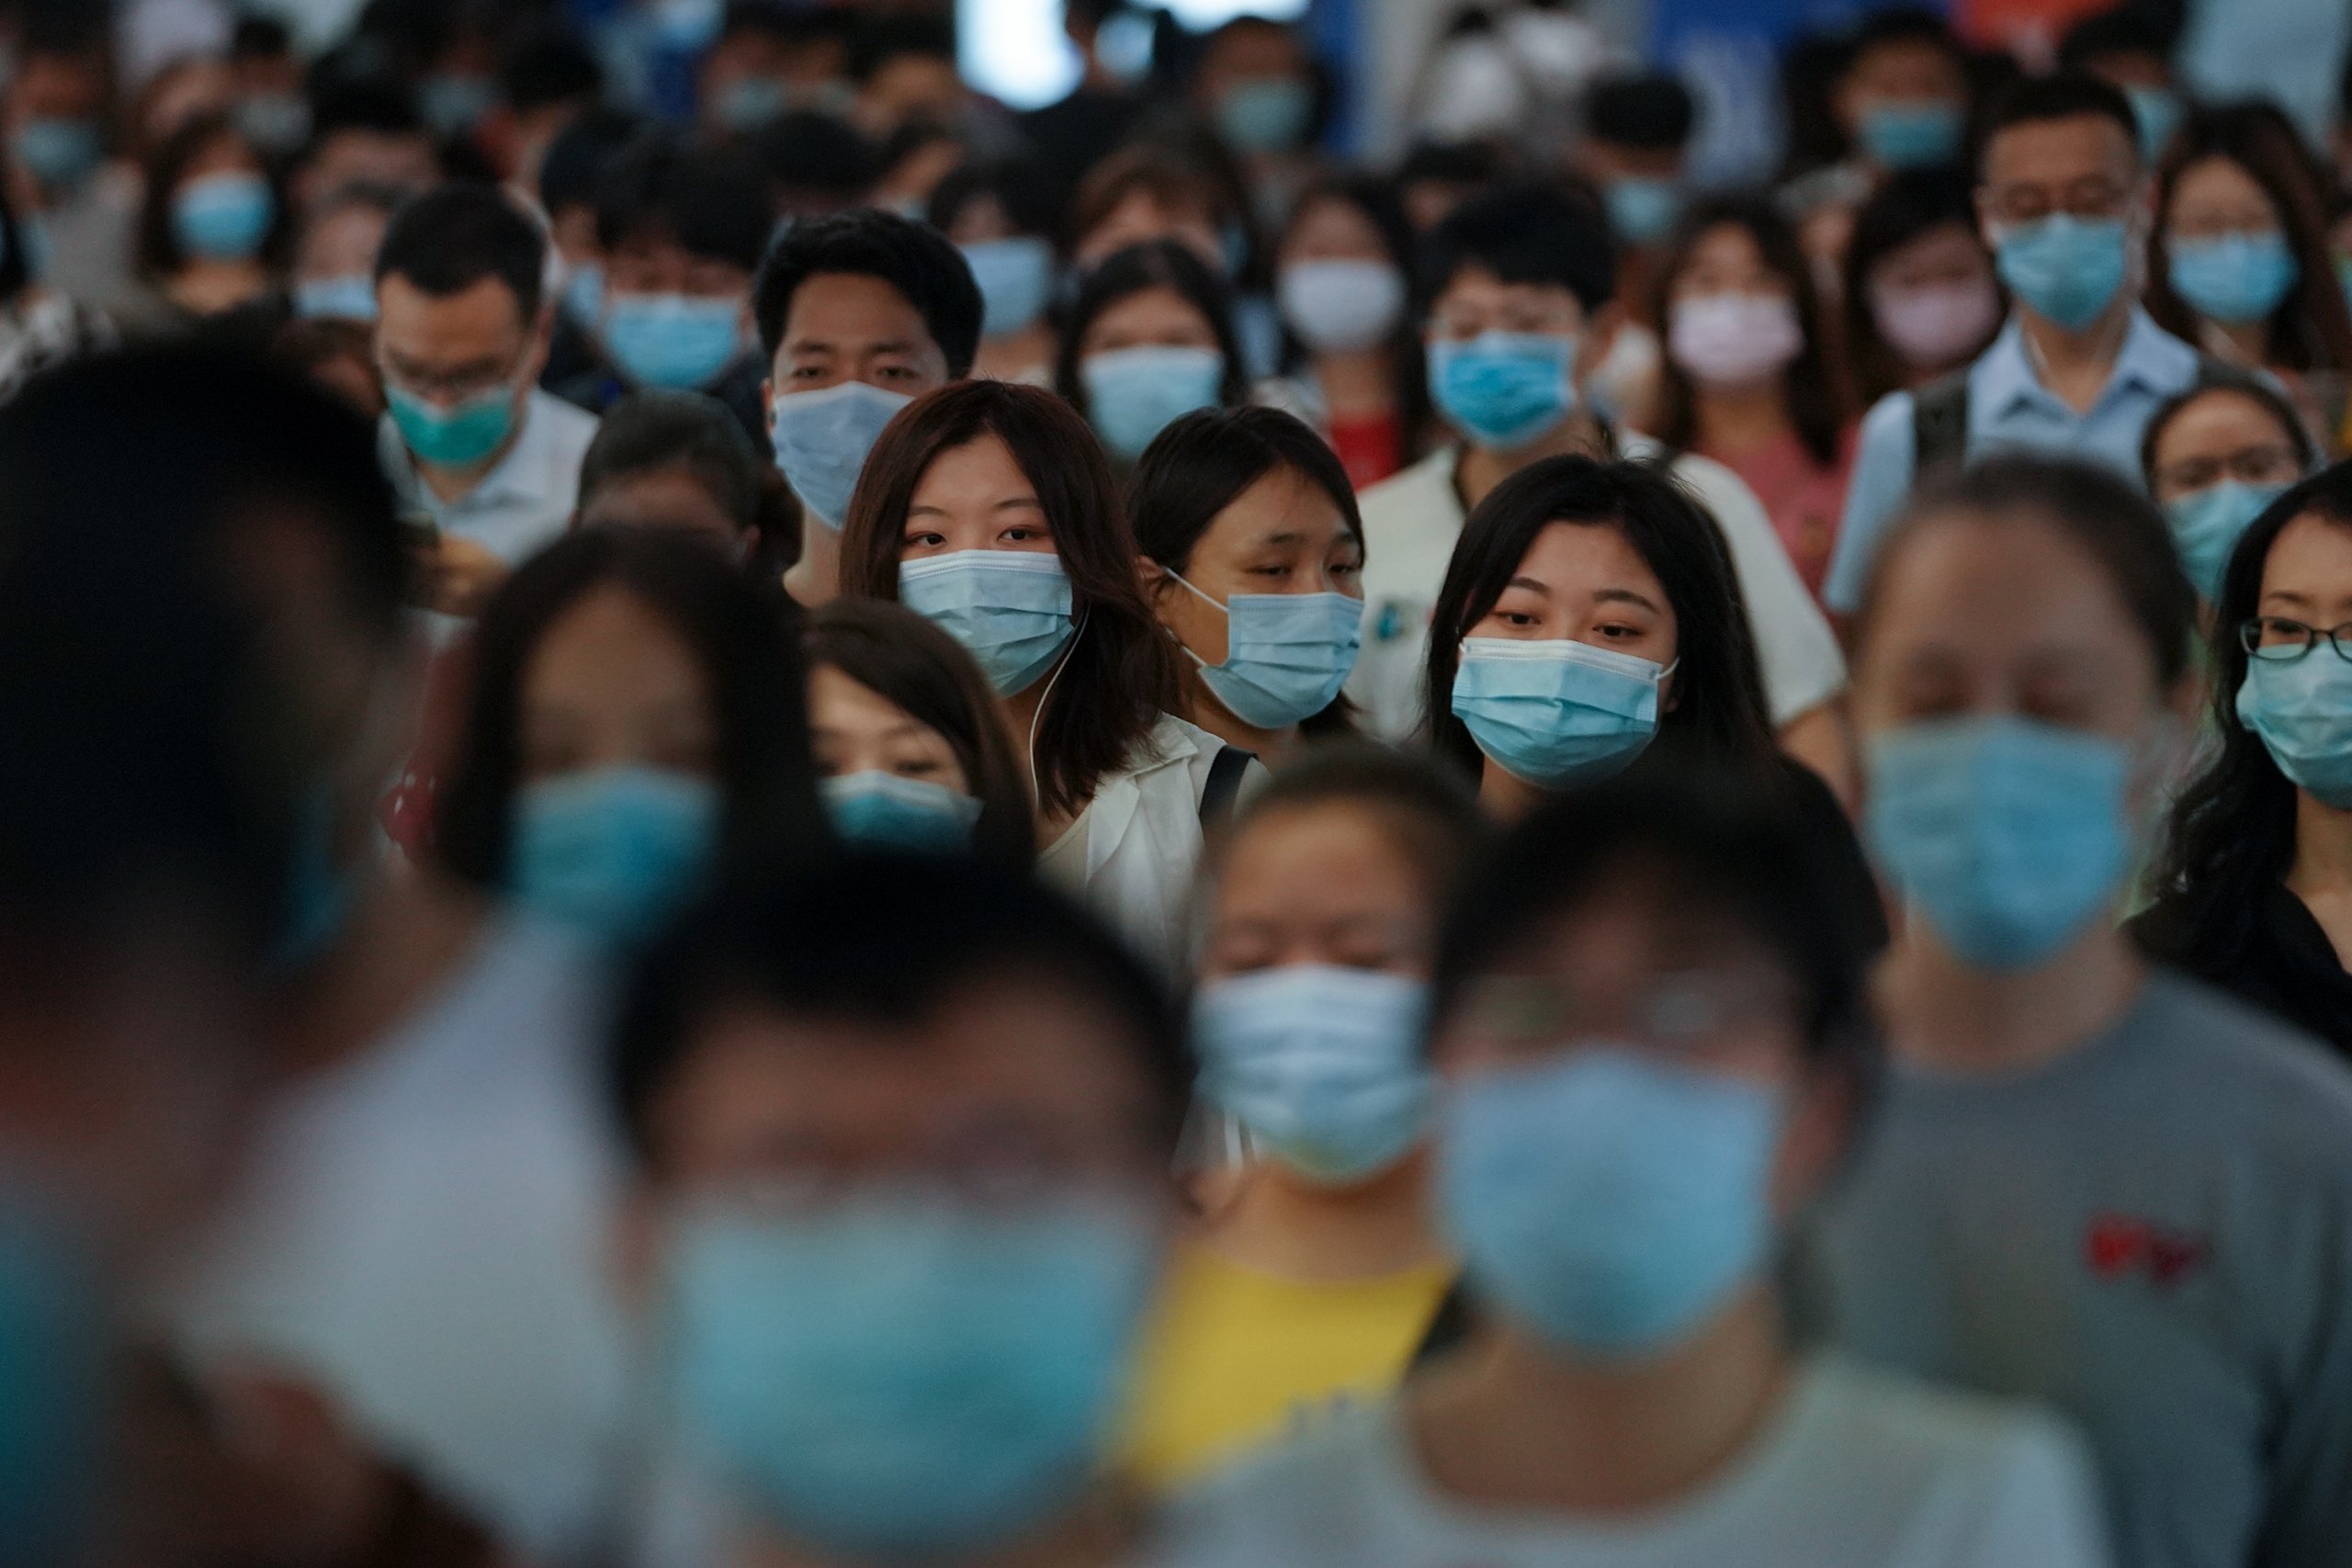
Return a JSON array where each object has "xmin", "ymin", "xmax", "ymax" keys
[
  {"xmin": 1349, "ymin": 182, "xmax": 1849, "ymax": 798},
  {"xmin": 1841, "ymin": 170, "xmax": 2005, "ymax": 410},
  {"xmin": 1125, "ymin": 745, "xmax": 1487, "ymax": 1491},
  {"xmin": 841, "ymin": 378, "xmax": 1261, "ymax": 970},
  {"xmin": 610, "ymin": 856, "xmax": 1186, "ymax": 1568},
  {"xmin": 1157, "ymin": 772, "xmax": 2108, "ymax": 1568},
  {"xmin": 804, "ymin": 597, "xmax": 1038, "ymax": 866},
  {"xmin": 2145, "ymin": 106, "xmax": 2352, "ymax": 437},
  {"xmin": 930, "ymin": 154, "xmax": 1064, "ymax": 388},
  {"xmin": 1057, "ymin": 241, "xmax": 1250, "ymax": 469},
  {"xmin": 1826, "ymin": 73, "xmax": 2218, "ymax": 615},
  {"xmin": 1133, "ymin": 407, "xmax": 1367, "ymax": 765},
  {"xmin": 1819, "ymin": 455, "xmax": 2352, "ymax": 1568},
  {"xmin": 2139, "ymin": 379, "xmax": 2317, "ymax": 603},
  {"xmin": 2134, "ymin": 464, "xmax": 2352, "ymax": 1053},
  {"xmin": 373, "ymin": 182, "xmax": 600, "ymax": 620},
  {"xmin": 751, "ymin": 207, "xmax": 980, "ymax": 607},
  {"xmin": 1650, "ymin": 197, "xmax": 1856, "ymax": 603}
]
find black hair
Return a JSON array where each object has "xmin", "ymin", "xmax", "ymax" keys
[
  {"xmin": 1844, "ymin": 7, "xmax": 1968, "ymax": 75},
  {"xmin": 611, "ymin": 852, "xmax": 1187, "ymax": 1166},
  {"xmin": 1852, "ymin": 455, "xmax": 2197, "ymax": 691},
  {"xmin": 1429, "ymin": 769, "xmax": 1876, "ymax": 1071},
  {"xmin": 1650, "ymin": 194, "xmax": 1848, "ymax": 469},
  {"xmin": 1976, "ymin": 70, "xmax": 2142, "ymax": 175},
  {"xmin": 752, "ymin": 207, "xmax": 980, "ymax": 375},
  {"xmin": 232, "ymin": 15, "xmax": 293, "ymax": 59},
  {"xmin": 1056, "ymin": 240, "xmax": 1250, "ymax": 423},
  {"xmin": 375, "ymin": 179, "xmax": 548, "ymax": 319},
  {"xmin": 752, "ymin": 109, "xmax": 880, "ymax": 207},
  {"xmin": 2057, "ymin": 6, "xmax": 2176, "ymax": 70},
  {"xmin": 926, "ymin": 153, "xmax": 1059, "ymax": 244},
  {"xmin": 308, "ymin": 75, "xmax": 428, "ymax": 142},
  {"xmin": 500, "ymin": 25, "xmax": 605, "ymax": 114},
  {"xmin": 579, "ymin": 389, "xmax": 770, "ymax": 535},
  {"xmin": 1841, "ymin": 168, "xmax": 1996, "ymax": 406},
  {"xmin": 538, "ymin": 107, "xmax": 648, "ymax": 216},
  {"xmin": 597, "ymin": 137, "xmax": 773, "ymax": 272},
  {"xmin": 1417, "ymin": 179, "xmax": 1614, "ymax": 317},
  {"xmin": 1396, "ymin": 140, "xmax": 1508, "ymax": 192},
  {"xmin": 435, "ymin": 528, "xmax": 828, "ymax": 889},
  {"xmin": 135, "ymin": 113, "xmax": 288, "ymax": 282},
  {"xmin": 1207, "ymin": 740, "xmax": 1491, "ymax": 912},
  {"xmin": 2140, "ymin": 378, "xmax": 2320, "ymax": 490},
  {"xmin": 0, "ymin": 344, "xmax": 405, "ymax": 949},
  {"xmin": 2140, "ymin": 466, "xmax": 2352, "ymax": 978},
  {"xmin": 1586, "ymin": 73, "xmax": 1696, "ymax": 151},
  {"xmin": 805, "ymin": 598, "xmax": 1038, "ymax": 868},
  {"xmin": 1424, "ymin": 455, "xmax": 1779, "ymax": 777}
]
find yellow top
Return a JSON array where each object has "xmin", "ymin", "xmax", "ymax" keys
[{"xmin": 1119, "ymin": 1242, "xmax": 1453, "ymax": 1492}]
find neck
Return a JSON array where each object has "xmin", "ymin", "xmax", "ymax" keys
[
  {"xmin": 1477, "ymin": 759, "xmax": 1549, "ymax": 822},
  {"xmin": 1456, "ymin": 412, "xmax": 1605, "ymax": 510},
  {"xmin": 271, "ymin": 865, "xmax": 488, "ymax": 1078},
  {"xmin": 784, "ymin": 518, "xmax": 842, "ymax": 606},
  {"xmin": 2290, "ymin": 790, "xmax": 2352, "ymax": 895},
  {"xmin": 1183, "ymin": 674, "xmax": 1299, "ymax": 762},
  {"xmin": 1875, "ymin": 919, "xmax": 2143, "ymax": 1075},
  {"xmin": 2018, "ymin": 300, "xmax": 2133, "ymax": 413},
  {"xmin": 1311, "ymin": 348, "xmax": 1396, "ymax": 415},
  {"xmin": 1408, "ymin": 1289, "xmax": 1791, "ymax": 1513},
  {"xmin": 1203, "ymin": 1149, "xmax": 1443, "ymax": 1280},
  {"xmin": 1692, "ymin": 379, "xmax": 1794, "ymax": 458}
]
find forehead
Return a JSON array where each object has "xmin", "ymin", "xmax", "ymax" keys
[
  {"xmin": 1857, "ymin": 509, "xmax": 2155, "ymax": 672},
  {"xmin": 1982, "ymin": 113, "xmax": 2136, "ymax": 185},
  {"xmin": 2154, "ymin": 389, "xmax": 2293, "ymax": 460},
  {"xmin": 1433, "ymin": 263, "xmax": 1583, "ymax": 317},
  {"xmin": 1217, "ymin": 800, "xmax": 1425, "ymax": 908},
  {"xmin": 783, "ymin": 270, "xmax": 931, "ymax": 344},
  {"xmin": 1511, "ymin": 518, "xmax": 1659, "ymax": 589},
  {"xmin": 375, "ymin": 273, "xmax": 526, "ymax": 344},
  {"xmin": 1463, "ymin": 863, "xmax": 1771, "ymax": 993}
]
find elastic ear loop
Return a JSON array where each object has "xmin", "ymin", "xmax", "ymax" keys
[{"xmin": 1024, "ymin": 616, "xmax": 1089, "ymax": 815}]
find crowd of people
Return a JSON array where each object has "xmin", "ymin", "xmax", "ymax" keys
[{"xmin": 8, "ymin": 0, "xmax": 2352, "ymax": 1564}]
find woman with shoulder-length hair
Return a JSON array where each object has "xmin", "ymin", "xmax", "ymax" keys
[
  {"xmin": 2134, "ymin": 463, "xmax": 2352, "ymax": 1053},
  {"xmin": 839, "ymin": 377, "xmax": 1261, "ymax": 967}
]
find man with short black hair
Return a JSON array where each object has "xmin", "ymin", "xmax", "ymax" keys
[
  {"xmin": 1348, "ymin": 182, "xmax": 1849, "ymax": 785},
  {"xmin": 1826, "ymin": 72, "xmax": 2208, "ymax": 613},
  {"xmin": 751, "ymin": 208, "xmax": 979, "ymax": 604},
  {"xmin": 1579, "ymin": 73, "xmax": 1696, "ymax": 254},
  {"xmin": 297, "ymin": 78, "xmax": 441, "ymax": 212},
  {"xmin": 374, "ymin": 181, "xmax": 599, "ymax": 616},
  {"xmin": 1833, "ymin": 8, "xmax": 1974, "ymax": 175}
]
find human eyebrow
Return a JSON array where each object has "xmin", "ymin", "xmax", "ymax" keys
[{"xmin": 1592, "ymin": 588, "xmax": 1664, "ymax": 613}]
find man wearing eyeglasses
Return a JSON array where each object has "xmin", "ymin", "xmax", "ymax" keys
[{"xmin": 1826, "ymin": 73, "xmax": 2210, "ymax": 615}]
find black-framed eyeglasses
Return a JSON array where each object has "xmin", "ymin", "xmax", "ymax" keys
[{"xmin": 2240, "ymin": 616, "xmax": 2352, "ymax": 662}]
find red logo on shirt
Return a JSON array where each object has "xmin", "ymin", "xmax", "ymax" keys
[{"xmin": 2085, "ymin": 1213, "xmax": 2208, "ymax": 1287}]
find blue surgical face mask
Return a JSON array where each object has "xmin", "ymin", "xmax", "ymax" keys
[
  {"xmin": 1863, "ymin": 715, "xmax": 2134, "ymax": 969},
  {"xmin": 293, "ymin": 273, "xmax": 378, "ymax": 322},
  {"xmin": 899, "ymin": 551, "xmax": 1076, "ymax": 696},
  {"xmin": 172, "ymin": 171, "xmax": 275, "ymax": 261},
  {"xmin": 13, "ymin": 118, "xmax": 101, "ymax": 191},
  {"xmin": 1429, "ymin": 332, "xmax": 1577, "ymax": 451},
  {"xmin": 1601, "ymin": 176, "xmax": 1681, "ymax": 247},
  {"xmin": 420, "ymin": 73, "xmax": 497, "ymax": 137},
  {"xmin": 717, "ymin": 75, "xmax": 789, "ymax": 131},
  {"xmin": 2128, "ymin": 85, "xmax": 2182, "ymax": 163},
  {"xmin": 1277, "ymin": 259, "xmax": 1406, "ymax": 354},
  {"xmin": 508, "ymin": 763, "xmax": 719, "ymax": 946},
  {"xmin": 1081, "ymin": 344, "xmax": 1225, "ymax": 462},
  {"xmin": 1996, "ymin": 215, "xmax": 2131, "ymax": 333},
  {"xmin": 663, "ymin": 1190, "xmax": 1158, "ymax": 1561},
  {"xmin": 1194, "ymin": 964, "xmax": 1431, "ymax": 1185},
  {"xmin": 1171, "ymin": 572, "xmax": 1362, "ymax": 729},
  {"xmin": 769, "ymin": 378, "xmax": 913, "ymax": 528},
  {"xmin": 387, "ymin": 380, "xmax": 518, "ymax": 469},
  {"xmin": 562, "ymin": 261, "xmax": 605, "ymax": 328},
  {"xmin": 962, "ymin": 236, "xmax": 1057, "ymax": 338},
  {"xmin": 822, "ymin": 770, "xmax": 983, "ymax": 853},
  {"xmin": 1451, "ymin": 637, "xmax": 1667, "ymax": 787},
  {"xmin": 2237, "ymin": 650, "xmax": 2352, "ymax": 807},
  {"xmin": 1439, "ymin": 1047, "xmax": 1780, "ymax": 1359},
  {"xmin": 1856, "ymin": 101, "xmax": 1964, "ymax": 170},
  {"xmin": 2165, "ymin": 480, "xmax": 2288, "ymax": 600},
  {"xmin": 2168, "ymin": 231, "xmax": 2300, "ymax": 325},
  {"xmin": 1215, "ymin": 77, "xmax": 1313, "ymax": 155},
  {"xmin": 605, "ymin": 292, "xmax": 745, "ymax": 389}
]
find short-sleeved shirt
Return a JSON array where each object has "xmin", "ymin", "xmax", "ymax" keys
[
  {"xmin": 1348, "ymin": 439, "xmax": 1848, "ymax": 744},
  {"xmin": 1824, "ymin": 311, "xmax": 2200, "ymax": 613},
  {"xmin": 379, "ymin": 389, "xmax": 601, "ymax": 566},
  {"xmin": 1815, "ymin": 970, "xmax": 2352, "ymax": 1568},
  {"xmin": 1710, "ymin": 427, "xmax": 1855, "ymax": 604}
]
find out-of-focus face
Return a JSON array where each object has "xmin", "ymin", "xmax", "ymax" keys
[
  {"xmin": 944, "ymin": 192, "xmax": 1019, "ymax": 247},
  {"xmin": 1278, "ymin": 193, "xmax": 1385, "ymax": 269},
  {"xmin": 175, "ymin": 128, "xmax": 263, "ymax": 189},
  {"xmin": 1203, "ymin": 801, "xmax": 1436, "ymax": 978},
  {"xmin": 293, "ymin": 201, "xmax": 388, "ymax": 286},
  {"xmin": 808, "ymin": 662, "xmax": 970, "ymax": 793},
  {"xmin": 578, "ymin": 467, "xmax": 746, "ymax": 554},
  {"xmin": 296, "ymin": 129, "xmax": 438, "ymax": 212},
  {"xmin": 765, "ymin": 271, "xmax": 948, "ymax": 403},
  {"xmin": 1868, "ymin": 219, "xmax": 1992, "ymax": 297},
  {"xmin": 2146, "ymin": 388, "xmax": 2303, "ymax": 506},
  {"xmin": 2165, "ymin": 153, "xmax": 2282, "ymax": 244},
  {"xmin": 1834, "ymin": 37, "xmax": 1967, "ymax": 140},
  {"xmin": 1977, "ymin": 112, "xmax": 2143, "ymax": 240},
  {"xmin": 1580, "ymin": 138, "xmax": 1684, "ymax": 184},
  {"xmin": 1077, "ymin": 283, "xmax": 1220, "ymax": 357},
  {"xmin": 1148, "ymin": 463, "xmax": 1360, "ymax": 670},
  {"xmin": 1670, "ymin": 221, "xmax": 1790, "ymax": 309},
  {"xmin": 1074, "ymin": 189, "xmax": 1225, "ymax": 275},
  {"xmin": 1194, "ymin": 22, "xmax": 1306, "ymax": 108},
  {"xmin": 11, "ymin": 51, "xmax": 106, "ymax": 127},
  {"xmin": 518, "ymin": 583, "xmax": 717, "ymax": 783},
  {"xmin": 899, "ymin": 434, "xmax": 1053, "ymax": 560},
  {"xmin": 375, "ymin": 273, "xmax": 546, "ymax": 422},
  {"xmin": 606, "ymin": 232, "xmax": 752, "ymax": 306},
  {"xmin": 859, "ymin": 53, "xmax": 967, "ymax": 137},
  {"xmin": 140, "ymin": 59, "xmax": 236, "ymax": 148}
]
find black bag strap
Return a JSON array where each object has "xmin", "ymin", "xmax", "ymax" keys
[
  {"xmin": 1910, "ymin": 369, "xmax": 1971, "ymax": 479},
  {"xmin": 1199, "ymin": 743, "xmax": 1256, "ymax": 832}
]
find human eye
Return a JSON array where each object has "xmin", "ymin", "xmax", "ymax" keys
[{"xmin": 905, "ymin": 528, "xmax": 947, "ymax": 550}]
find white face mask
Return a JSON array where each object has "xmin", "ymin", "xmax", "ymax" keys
[
  {"xmin": 1277, "ymin": 259, "xmax": 1407, "ymax": 354},
  {"xmin": 1667, "ymin": 293, "xmax": 1804, "ymax": 388}
]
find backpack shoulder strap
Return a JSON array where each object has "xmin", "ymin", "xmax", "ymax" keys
[
  {"xmin": 1910, "ymin": 369, "xmax": 1972, "ymax": 479},
  {"xmin": 1199, "ymin": 744, "xmax": 1257, "ymax": 833}
]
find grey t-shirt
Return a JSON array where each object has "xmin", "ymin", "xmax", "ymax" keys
[{"xmin": 1814, "ymin": 970, "xmax": 2352, "ymax": 1568}]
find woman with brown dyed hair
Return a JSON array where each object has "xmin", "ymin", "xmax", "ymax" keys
[{"xmin": 839, "ymin": 378, "xmax": 1263, "ymax": 967}]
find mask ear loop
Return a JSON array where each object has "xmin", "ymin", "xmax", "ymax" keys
[{"xmin": 1025, "ymin": 615, "xmax": 1088, "ymax": 816}]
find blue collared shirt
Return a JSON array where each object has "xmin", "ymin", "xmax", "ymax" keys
[{"xmin": 1824, "ymin": 310, "xmax": 2201, "ymax": 612}]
